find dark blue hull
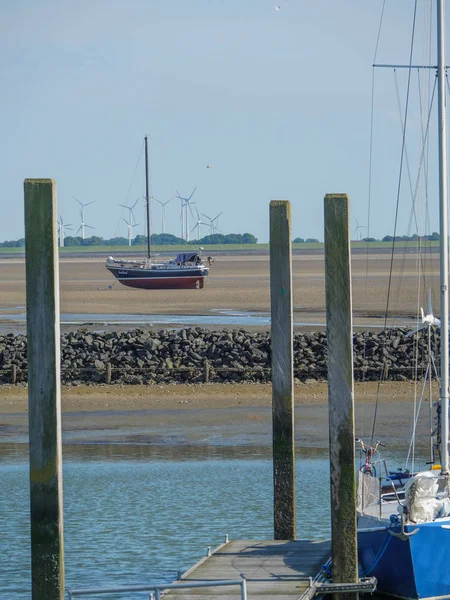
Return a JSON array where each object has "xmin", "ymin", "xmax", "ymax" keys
[{"xmin": 106, "ymin": 265, "xmax": 209, "ymax": 289}]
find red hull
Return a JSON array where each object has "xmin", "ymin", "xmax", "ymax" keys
[{"xmin": 117, "ymin": 276, "xmax": 206, "ymax": 290}]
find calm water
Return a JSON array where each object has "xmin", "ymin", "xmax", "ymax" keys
[{"xmin": 1, "ymin": 444, "xmax": 331, "ymax": 599}]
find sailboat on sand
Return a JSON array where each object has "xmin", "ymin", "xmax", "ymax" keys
[
  {"xmin": 356, "ymin": 2, "xmax": 450, "ymax": 599},
  {"xmin": 106, "ymin": 136, "xmax": 211, "ymax": 290}
]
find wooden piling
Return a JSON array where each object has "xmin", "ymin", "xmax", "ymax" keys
[
  {"xmin": 25, "ymin": 179, "xmax": 65, "ymax": 599},
  {"xmin": 105, "ymin": 362, "xmax": 112, "ymax": 384},
  {"xmin": 269, "ymin": 200, "xmax": 296, "ymax": 540},
  {"xmin": 11, "ymin": 364, "xmax": 17, "ymax": 384},
  {"xmin": 324, "ymin": 194, "xmax": 358, "ymax": 597},
  {"xmin": 203, "ymin": 359, "xmax": 210, "ymax": 383}
]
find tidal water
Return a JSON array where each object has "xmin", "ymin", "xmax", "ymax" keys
[
  {"xmin": 0, "ymin": 308, "xmax": 415, "ymax": 330},
  {"xmin": 1, "ymin": 444, "xmax": 331, "ymax": 600}
]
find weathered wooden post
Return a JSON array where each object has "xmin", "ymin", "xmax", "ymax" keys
[
  {"xmin": 203, "ymin": 359, "xmax": 210, "ymax": 383},
  {"xmin": 25, "ymin": 179, "xmax": 65, "ymax": 599},
  {"xmin": 105, "ymin": 362, "xmax": 112, "ymax": 384},
  {"xmin": 324, "ymin": 194, "xmax": 358, "ymax": 598},
  {"xmin": 269, "ymin": 200, "xmax": 296, "ymax": 540}
]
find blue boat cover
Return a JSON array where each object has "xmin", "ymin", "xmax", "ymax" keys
[{"xmin": 175, "ymin": 252, "xmax": 199, "ymax": 264}]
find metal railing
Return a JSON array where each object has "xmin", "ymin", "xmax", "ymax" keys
[{"xmin": 66, "ymin": 578, "xmax": 247, "ymax": 599}]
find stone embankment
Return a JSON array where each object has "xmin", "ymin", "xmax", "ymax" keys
[{"xmin": 0, "ymin": 327, "xmax": 435, "ymax": 385}]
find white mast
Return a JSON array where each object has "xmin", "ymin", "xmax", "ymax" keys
[{"xmin": 437, "ymin": 0, "xmax": 449, "ymax": 474}]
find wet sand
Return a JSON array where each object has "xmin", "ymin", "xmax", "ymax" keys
[
  {"xmin": 0, "ymin": 381, "xmax": 435, "ymax": 450},
  {"xmin": 0, "ymin": 251, "xmax": 438, "ymax": 451},
  {"xmin": 0, "ymin": 251, "xmax": 441, "ymax": 330}
]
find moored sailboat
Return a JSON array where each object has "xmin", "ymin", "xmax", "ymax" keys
[
  {"xmin": 356, "ymin": 2, "xmax": 450, "ymax": 598},
  {"xmin": 105, "ymin": 136, "xmax": 211, "ymax": 290}
]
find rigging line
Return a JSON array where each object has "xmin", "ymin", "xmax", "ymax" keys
[
  {"xmin": 370, "ymin": 0, "xmax": 420, "ymax": 445},
  {"xmin": 391, "ymin": 69, "xmax": 420, "ymax": 322},
  {"xmin": 363, "ymin": 0, "xmax": 386, "ymax": 439},
  {"xmin": 114, "ymin": 140, "xmax": 145, "ymax": 239},
  {"xmin": 406, "ymin": 360, "xmax": 431, "ymax": 469},
  {"xmin": 417, "ymin": 68, "xmax": 436, "ymax": 303},
  {"xmin": 382, "ymin": 0, "xmax": 419, "ymax": 331},
  {"xmin": 391, "ymin": 72, "xmax": 437, "ymax": 313},
  {"xmin": 373, "ymin": 0, "xmax": 387, "ymax": 63}
]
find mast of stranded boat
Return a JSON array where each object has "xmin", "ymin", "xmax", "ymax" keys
[
  {"xmin": 437, "ymin": 0, "xmax": 449, "ymax": 475},
  {"xmin": 144, "ymin": 135, "xmax": 151, "ymax": 261}
]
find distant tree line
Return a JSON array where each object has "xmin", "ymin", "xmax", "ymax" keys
[
  {"xmin": 62, "ymin": 232, "xmax": 257, "ymax": 246},
  {"xmin": 361, "ymin": 232, "xmax": 440, "ymax": 242},
  {"xmin": 0, "ymin": 233, "xmax": 258, "ymax": 247},
  {"xmin": 293, "ymin": 237, "xmax": 320, "ymax": 243}
]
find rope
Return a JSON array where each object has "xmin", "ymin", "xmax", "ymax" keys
[
  {"xmin": 114, "ymin": 140, "xmax": 145, "ymax": 239},
  {"xmin": 363, "ymin": 0, "xmax": 386, "ymax": 439},
  {"xmin": 370, "ymin": 0, "xmax": 420, "ymax": 445}
]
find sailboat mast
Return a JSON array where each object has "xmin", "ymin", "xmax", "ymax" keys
[
  {"xmin": 437, "ymin": 0, "xmax": 449, "ymax": 474},
  {"xmin": 144, "ymin": 135, "xmax": 151, "ymax": 261}
]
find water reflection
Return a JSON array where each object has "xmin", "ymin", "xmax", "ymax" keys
[
  {"xmin": 0, "ymin": 442, "xmax": 328, "ymax": 464},
  {"xmin": 1, "ymin": 446, "xmax": 331, "ymax": 599}
]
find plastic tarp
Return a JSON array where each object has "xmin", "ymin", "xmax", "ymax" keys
[
  {"xmin": 405, "ymin": 471, "xmax": 450, "ymax": 523},
  {"xmin": 357, "ymin": 471, "xmax": 380, "ymax": 513},
  {"xmin": 174, "ymin": 253, "xmax": 199, "ymax": 264}
]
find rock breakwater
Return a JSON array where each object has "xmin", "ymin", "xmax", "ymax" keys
[{"xmin": 0, "ymin": 327, "xmax": 435, "ymax": 385}]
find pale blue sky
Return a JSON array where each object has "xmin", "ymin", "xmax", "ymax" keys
[{"xmin": 1, "ymin": 0, "xmax": 446, "ymax": 243}]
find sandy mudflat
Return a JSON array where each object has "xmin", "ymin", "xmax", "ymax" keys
[
  {"xmin": 0, "ymin": 251, "xmax": 441, "ymax": 329},
  {"xmin": 0, "ymin": 251, "xmax": 439, "ymax": 449},
  {"xmin": 0, "ymin": 381, "xmax": 435, "ymax": 449}
]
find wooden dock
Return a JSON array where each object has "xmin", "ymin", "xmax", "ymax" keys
[{"xmin": 166, "ymin": 539, "xmax": 331, "ymax": 599}]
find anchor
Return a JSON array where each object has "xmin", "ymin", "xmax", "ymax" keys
[{"xmin": 388, "ymin": 513, "xmax": 419, "ymax": 541}]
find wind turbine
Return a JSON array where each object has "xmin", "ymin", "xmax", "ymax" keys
[
  {"xmin": 73, "ymin": 197, "xmax": 95, "ymax": 239},
  {"xmin": 190, "ymin": 208, "xmax": 208, "ymax": 241},
  {"xmin": 119, "ymin": 198, "xmax": 140, "ymax": 246},
  {"xmin": 201, "ymin": 211, "xmax": 223, "ymax": 235},
  {"xmin": 123, "ymin": 217, "xmax": 140, "ymax": 246},
  {"xmin": 175, "ymin": 187, "xmax": 197, "ymax": 241},
  {"xmin": 155, "ymin": 196, "xmax": 174, "ymax": 234},
  {"xmin": 353, "ymin": 218, "xmax": 366, "ymax": 241},
  {"xmin": 57, "ymin": 216, "xmax": 73, "ymax": 248}
]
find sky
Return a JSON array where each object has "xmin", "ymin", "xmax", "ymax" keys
[{"xmin": 1, "ymin": 0, "xmax": 447, "ymax": 244}]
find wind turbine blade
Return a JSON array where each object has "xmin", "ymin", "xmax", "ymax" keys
[
  {"xmin": 201, "ymin": 212, "xmax": 212, "ymax": 221},
  {"xmin": 212, "ymin": 211, "xmax": 223, "ymax": 222},
  {"xmin": 188, "ymin": 186, "xmax": 197, "ymax": 201},
  {"xmin": 85, "ymin": 201, "xmax": 95, "ymax": 207},
  {"xmin": 84, "ymin": 224, "xmax": 95, "ymax": 230},
  {"xmin": 73, "ymin": 196, "xmax": 82, "ymax": 206},
  {"xmin": 196, "ymin": 207, "xmax": 200, "ymax": 220},
  {"xmin": 123, "ymin": 218, "xmax": 130, "ymax": 226},
  {"xmin": 188, "ymin": 203, "xmax": 195, "ymax": 218},
  {"xmin": 190, "ymin": 225, "xmax": 197, "ymax": 234},
  {"xmin": 75, "ymin": 226, "xmax": 82, "ymax": 236}
]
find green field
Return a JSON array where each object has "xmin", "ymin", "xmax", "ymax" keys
[{"xmin": 0, "ymin": 240, "xmax": 441, "ymax": 255}]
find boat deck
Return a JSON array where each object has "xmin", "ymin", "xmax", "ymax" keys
[{"xmin": 166, "ymin": 539, "xmax": 331, "ymax": 599}]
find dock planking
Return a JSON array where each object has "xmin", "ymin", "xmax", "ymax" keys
[{"xmin": 166, "ymin": 539, "xmax": 331, "ymax": 599}]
